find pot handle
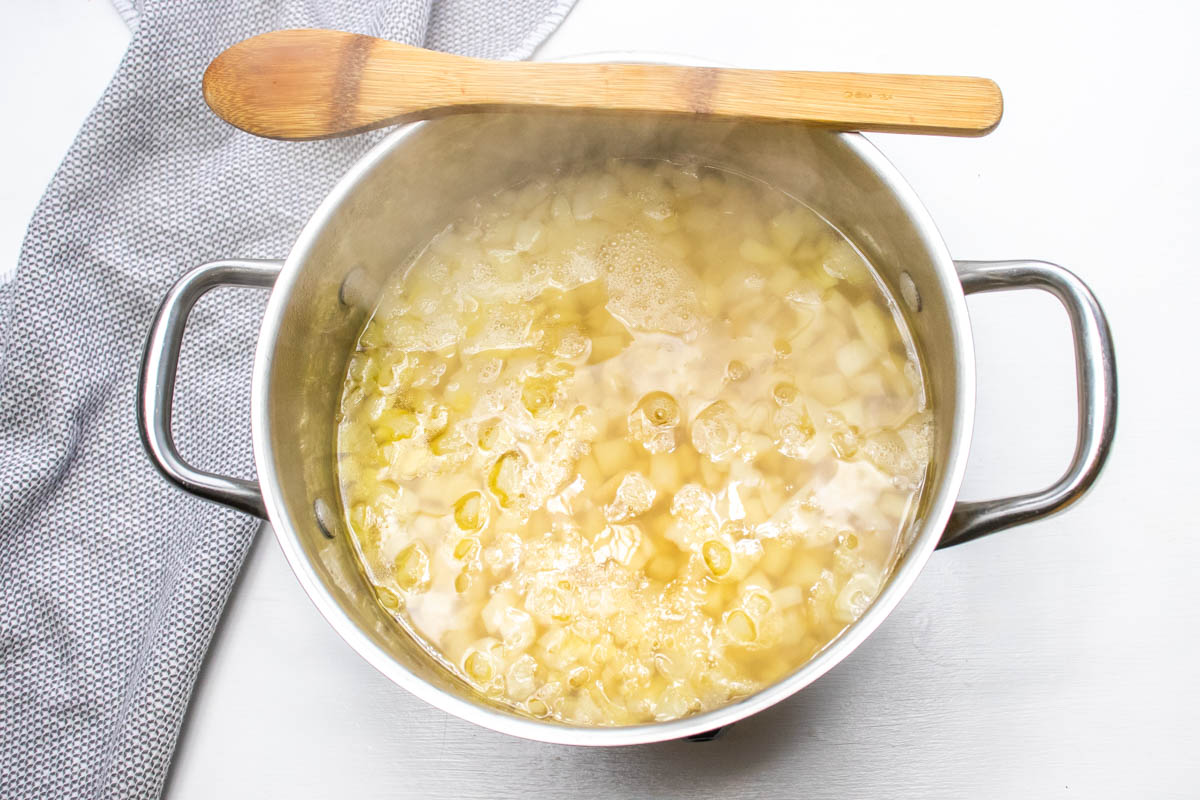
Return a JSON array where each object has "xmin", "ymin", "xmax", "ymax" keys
[
  {"xmin": 938, "ymin": 260, "xmax": 1117, "ymax": 547},
  {"xmin": 137, "ymin": 259, "xmax": 283, "ymax": 518}
]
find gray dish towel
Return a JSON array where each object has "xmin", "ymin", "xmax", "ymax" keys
[{"xmin": 0, "ymin": 1, "xmax": 574, "ymax": 797}]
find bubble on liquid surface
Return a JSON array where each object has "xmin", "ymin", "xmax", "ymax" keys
[
  {"xmin": 599, "ymin": 230, "xmax": 701, "ymax": 336},
  {"xmin": 692, "ymin": 401, "xmax": 739, "ymax": 461},
  {"xmin": 628, "ymin": 391, "xmax": 680, "ymax": 454},
  {"xmin": 393, "ymin": 542, "xmax": 431, "ymax": 592},
  {"xmin": 488, "ymin": 450, "xmax": 526, "ymax": 508},
  {"xmin": 772, "ymin": 382, "xmax": 799, "ymax": 406},
  {"xmin": 454, "ymin": 492, "xmax": 484, "ymax": 531},
  {"xmin": 462, "ymin": 303, "xmax": 536, "ymax": 354},
  {"xmin": 605, "ymin": 471, "xmax": 657, "ymax": 522}
]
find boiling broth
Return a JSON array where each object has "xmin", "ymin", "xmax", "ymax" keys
[{"xmin": 335, "ymin": 159, "xmax": 932, "ymax": 725}]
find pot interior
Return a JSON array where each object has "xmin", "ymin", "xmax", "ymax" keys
[{"xmin": 254, "ymin": 111, "xmax": 971, "ymax": 740}]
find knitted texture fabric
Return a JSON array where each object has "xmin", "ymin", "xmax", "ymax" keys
[{"xmin": 0, "ymin": 1, "xmax": 574, "ymax": 797}]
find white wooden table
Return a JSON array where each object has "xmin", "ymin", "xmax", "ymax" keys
[{"xmin": 3, "ymin": 1, "xmax": 1197, "ymax": 796}]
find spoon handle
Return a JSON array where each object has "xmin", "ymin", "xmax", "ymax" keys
[{"xmin": 204, "ymin": 29, "xmax": 1002, "ymax": 140}]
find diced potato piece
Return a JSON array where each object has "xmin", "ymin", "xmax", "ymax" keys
[
  {"xmin": 648, "ymin": 451, "xmax": 685, "ymax": 494},
  {"xmin": 550, "ymin": 193, "xmax": 572, "ymax": 223},
  {"xmin": 514, "ymin": 218, "xmax": 543, "ymax": 252},
  {"xmin": 592, "ymin": 524, "xmax": 645, "ymax": 567},
  {"xmin": 831, "ymin": 428, "xmax": 860, "ymax": 460},
  {"xmin": 836, "ymin": 341, "xmax": 876, "ymax": 378},
  {"xmin": 738, "ymin": 432, "xmax": 774, "ymax": 462},
  {"xmin": 506, "ymin": 654, "xmax": 540, "ymax": 701},
  {"xmin": 571, "ymin": 186, "xmax": 598, "ymax": 220},
  {"xmin": 789, "ymin": 552, "xmax": 826, "ymax": 587},
  {"xmin": 773, "ymin": 585, "xmax": 807, "ymax": 611},
  {"xmin": 443, "ymin": 380, "xmax": 475, "ymax": 413},
  {"xmin": 605, "ymin": 471, "xmax": 656, "ymax": 521},
  {"xmin": 593, "ymin": 438, "xmax": 637, "ymax": 476},
  {"xmin": 698, "ymin": 458, "xmax": 726, "ymax": 490},
  {"xmin": 575, "ymin": 454, "xmax": 604, "ymax": 490},
  {"xmin": 588, "ymin": 334, "xmax": 628, "ymax": 364},
  {"xmin": 766, "ymin": 210, "xmax": 803, "ymax": 253},
  {"xmin": 843, "ymin": 397, "xmax": 875, "ymax": 433},
  {"xmin": 482, "ymin": 214, "xmax": 517, "ymax": 246},
  {"xmin": 483, "ymin": 591, "xmax": 536, "ymax": 650},
  {"xmin": 372, "ymin": 408, "xmax": 417, "ymax": 443},
  {"xmin": 738, "ymin": 238, "xmax": 779, "ymax": 265},
  {"xmin": 757, "ymin": 481, "xmax": 787, "ymax": 519},
  {"xmin": 851, "ymin": 299, "xmax": 894, "ymax": 353},
  {"xmin": 743, "ymin": 589, "xmax": 772, "ymax": 619},
  {"xmin": 822, "ymin": 240, "xmax": 873, "ymax": 287},
  {"xmin": 850, "ymin": 372, "xmax": 886, "ymax": 397},
  {"xmin": 878, "ymin": 490, "xmax": 913, "ymax": 522},
  {"xmin": 862, "ymin": 430, "xmax": 916, "ymax": 478},
  {"xmin": 645, "ymin": 551, "xmax": 678, "ymax": 583},
  {"xmin": 759, "ymin": 538, "xmax": 792, "ymax": 579},
  {"xmin": 809, "ymin": 373, "xmax": 849, "ymax": 406},
  {"xmin": 741, "ymin": 494, "xmax": 769, "ymax": 527},
  {"xmin": 833, "ymin": 572, "xmax": 881, "ymax": 624}
]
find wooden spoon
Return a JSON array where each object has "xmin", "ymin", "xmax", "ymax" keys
[{"xmin": 203, "ymin": 29, "xmax": 1002, "ymax": 141}]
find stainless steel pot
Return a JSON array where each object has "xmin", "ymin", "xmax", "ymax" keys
[{"xmin": 138, "ymin": 72, "xmax": 1116, "ymax": 744}]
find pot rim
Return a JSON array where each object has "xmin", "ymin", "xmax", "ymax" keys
[{"xmin": 251, "ymin": 52, "xmax": 976, "ymax": 746}]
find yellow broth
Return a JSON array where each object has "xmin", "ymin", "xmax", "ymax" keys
[{"xmin": 335, "ymin": 159, "xmax": 933, "ymax": 725}]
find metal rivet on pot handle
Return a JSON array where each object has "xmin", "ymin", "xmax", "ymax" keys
[
  {"xmin": 939, "ymin": 260, "xmax": 1118, "ymax": 547},
  {"xmin": 137, "ymin": 259, "xmax": 283, "ymax": 518}
]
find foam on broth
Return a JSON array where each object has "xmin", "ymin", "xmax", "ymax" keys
[{"xmin": 335, "ymin": 159, "xmax": 933, "ymax": 725}]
